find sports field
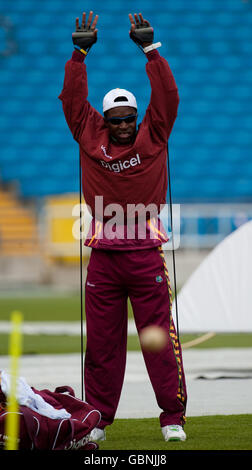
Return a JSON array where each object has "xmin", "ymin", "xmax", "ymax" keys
[
  {"xmin": 1, "ymin": 293, "xmax": 252, "ymax": 451},
  {"xmin": 98, "ymin": 415, "xmax": 252, "ymax": 451},
  {"xmin": 1, "ymin": 0, "xmax": 252, "ymax": 457},
  {"xmin": 1, "ymin": 294, "xmax": 252, "ymax": 354}
]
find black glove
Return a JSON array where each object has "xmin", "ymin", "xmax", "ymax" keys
[
  {"xmin": 130, "ymin": 21, "xmax": 154, "ymax": 50},
  {"xmin": 72, "ymin": 25, "xmax": 97, "ymax": 55}
]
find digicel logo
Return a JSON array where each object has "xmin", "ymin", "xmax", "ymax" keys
[{"xmin": 100, "ymin": 154, "xmax": 141, "ymax": 173}]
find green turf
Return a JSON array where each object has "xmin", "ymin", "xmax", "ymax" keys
[
  {"xmin": 1, "ymin": 296, "xmax": 252, "ymax": 453},
  {"xmin": 0, "ymin": 332, "xmax": 252, "ymax": 356},
  {"xmin": 0, "ymin": 334, "xmax": 83, "ymax": 355},
  {"xmin": 0, "ymin": 295, "xmax": 136, "ymax": 322},
  {"xmin": 98, "ymin": 415, "xmax": 252, "ymax": 451},
  {"xmin": 0, "ymin": 295, "xmax": 82, "ymax": 322},
  {"xmin": 0, "ymin": 295, "xmax": 252, "ymax": 355}
]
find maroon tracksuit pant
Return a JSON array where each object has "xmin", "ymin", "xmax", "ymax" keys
[{"xmin": 84, "ymin": 247, "xmax": 187, "ymax": 429}]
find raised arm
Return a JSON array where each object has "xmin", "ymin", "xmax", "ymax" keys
[
  {"xmin": 72, "ymin": 11, "xmax": 98, "ymax": 55},
  {"xmin": 129, "ymin": 13, "xmax": 179, "ymax": 143},
  {"xmin": 58, "ymin": 11, "xmax": 100, "ymax": 142},
  {"xmin": 129, "ymin": 12, "xmax": 153, "ymax": 49}
]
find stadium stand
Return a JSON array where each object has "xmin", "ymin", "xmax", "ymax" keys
[
  {"xmin": 0, "ymin": 0, "xmax": 251, "ymax": 256},
  {"xmin": 0, "ymin": 187, "xmax": 40, "ymax": 255}
]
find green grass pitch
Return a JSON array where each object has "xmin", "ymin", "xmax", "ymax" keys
[{"xmin": 0, "ymin": 294, "xmax": 252, "ymax": 451}]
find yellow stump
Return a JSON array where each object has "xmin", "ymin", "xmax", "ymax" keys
[{"xmin": 5, "ymin": 311, "xmax": 23, "ymax": 451}]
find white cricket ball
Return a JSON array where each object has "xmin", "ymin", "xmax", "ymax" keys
[{"xmin": 139, "ymin": 325, "xmax": 168, "ymax": 352}]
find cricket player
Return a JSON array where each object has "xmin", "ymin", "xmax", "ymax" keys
[{"xmin": 59, "ymin": 11, "xmax": 187, "ymax": 442}]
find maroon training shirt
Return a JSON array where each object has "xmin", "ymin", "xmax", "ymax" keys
[{"xmin": 59, "ymin": 49, "xmax": 179, "ymax": 250}]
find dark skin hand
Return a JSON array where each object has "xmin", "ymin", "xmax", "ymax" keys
[
  {"xmin": 128, "ymin": 12, "xmax": 153, "ymax": 48},
  {"xmin": 75, "ymin": 10, "xmax": 99, "ymax": 36},
  {"xmin": 75, "ymin": 11, "xmax": 151, "ymax": 47}
]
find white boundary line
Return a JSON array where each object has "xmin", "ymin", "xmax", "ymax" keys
[{"xmin": 0, "ymin": 320, "xmax": 138, "ymax": 336}]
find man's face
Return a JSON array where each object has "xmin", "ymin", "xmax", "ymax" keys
[{"xmin": 104, "ymin": 106, "xmax": 137, "ymax": 145}]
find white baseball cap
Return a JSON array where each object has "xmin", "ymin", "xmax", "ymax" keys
[{"xmin": 103, "ymin": 88, "xmax": 137, "ymax": 113}]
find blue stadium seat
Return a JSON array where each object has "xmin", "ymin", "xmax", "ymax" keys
[{"xmin": 0, "ymin": 0, "xmax": 251, "ymax": 202}]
